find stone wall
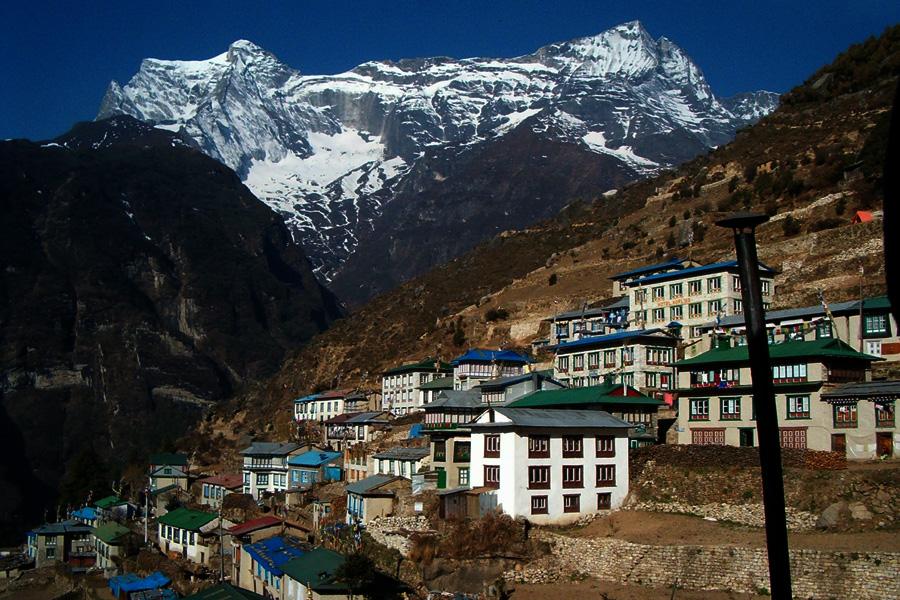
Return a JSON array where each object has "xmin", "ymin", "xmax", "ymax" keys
[{"xmin": 508, "ymin": 532, "xmax": 900, "ymax": 600}]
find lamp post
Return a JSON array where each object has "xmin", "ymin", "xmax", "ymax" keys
[{"xmin": 716, "ymin": 212, "xmax": 792, "ymax": 598}]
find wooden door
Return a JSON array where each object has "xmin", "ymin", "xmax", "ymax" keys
[
  {"xmin": 831, "ymin": 433, "xmax": 846, "ymax": 456},
  {"xmin": 876, "ymin": 433, "xmax": 893, "ymax": 458}
]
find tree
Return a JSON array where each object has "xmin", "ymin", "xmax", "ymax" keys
[
  {"xmin": 334, "ymin": 552, "xmax": 378, "ymax": 599},
  {"xmin": 782, "ymin": 215, "xmax": 802, "ymax": 237},
  {"xmin": 58, "ymin": 446, "xmax": 113, "ymax": 509},
  {"xmin": 548, "ymin": 273, "xmax": 558, "ymax": 286}
]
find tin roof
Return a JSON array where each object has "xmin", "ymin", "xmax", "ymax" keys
[
  {"xmin": 417, "ymin": 375, "xmax": 454, "ymax": 391},
  {"xmin": 425, "ymin": 390, "xmax": 482, "ymax": 409},
  {"xmin": 227, "ymin": 516, "xmax": 282, "ymax": 536},
  {"xmin": 198, "ymin": 474, "xmax": 244, "ymax": 489},
  {"xmin": 346, "ymin": 474, "xmax": 403, "ymax": 496},
  {"xmin": 472, "ymin": 408, "xmax": 632, "ymax": 429},
  {"xmin": 372, "ymin": 447, "xmax": 430, "ymax": 461},
  {"xmin": 675, "ymin": 338, "xmax": 881, "ymax": 367},
  {"xmin": 243, "ymin": 536, "xmax": 306, "ymax": 577},
  {"xmin": 32, "ymin": 519, "xmax": 93, "ymax": 536},
  {"xmin": 549, "ymin": 328, "xmax": 674, "ymax": 351},
  {"xmin": 92, "ymin": 522, "xmax": 131, "ymax": 545},
  {"xmin": 703, "ymin": 299, "xmax": 861, "ymax": 329},
  {"xmin": 157, "ymin": 507, "xmax": 217, "ymax": 531},
  {"xmin": 451, "ymin": 348, "xmax": 531, "ymax": 365},
  {"xmin": 344, "ymin": 412, "xmax": 389, "ymax": 424},
  {"xmin": 609, "ymin": 257, "xmax": 689, "ymax": 281},
  {"xmin": 239, "ymin": 442, "xmax": 299, "ymax": 456},
  {"xmin": 821, "ymin": 380, "xmax": 900, "ymax": 401},
  {"xmin": 624, "ymin": 260, "xmax": 776, "ymax": 287},
  {"xmin": 383, "ymin": 358, "xmax": 453, "ymax": 376},
  {"xmin": 288, "ymin": 450, "xmax": 343, "ymax": 468},
  {"xmin": 507, "ymin": 384, "xmax": 664, "ymax": 408},
  {"xmin": 280, "ymin": 548, "xmax": 347, "ymax": 589},
  {"xmin": 94, "ymin": 495, "xmax": 128, "ymax": 509}
]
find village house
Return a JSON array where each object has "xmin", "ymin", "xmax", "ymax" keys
[
  {"xmin": 477, "ymin": 370, "xmax": 565, "ymax": 405},
  {"xmin": 149, "ymin": 453, "xmax": 189, "ymax": 492},
  {"xmin": 452, "ymin": 348, "xmax": 532, "ymax": 390},
  {"xmin": 551, "ymin": 328, "xmax": 679, "ymax": 397},
  {"xmin": 468, "ymin": 408, "xmax": 632, "ymax": 524},
  {"xmin": 609, "ymin": 256, "xmax": 697, "ymax": 296},
  {"xmin": 281, "ymin": 547, "xmax": 352, "ymax": 600},
  {"xmin": 310, "ymin": 499, "xmax": 333, "ymax": 531},
  {"xmin": 323, "ymin": 411, "xmax": 389, "ymax": 451},
  {"xmin": 545, "ymin": 297, "xmax": 630, "ymax": 345},
  {"xmin": 345, "ymin": 475, "xmax": 407, "ymax": 526},
  {"xmin": 288, "ymin": 450, "xmax": 343, "ymax": 488},
  {"xmin": 698, "ymin": 295, "xmax": 899, "ymax": 361},
  {"xmin": 371, "ymin": 447, "xmax": 430, "ymax": 479},
  {"xmin": 241, "ymin": 442, "xmax": 301, "ymax": 499},
  {"xmin": 344, "ymin": 444, "xmax": 370, "ymax": 483},
  {"xmin": 198, "ymin": 474, "xmax": 243, "ymax": 510},
  {"xmin": 418, "ymin": 375, "xmax": 454, "ymax": 405},
  {"xmin": 156, "ymin": 507, "xmax": 222, "ymax": 566},
  {"xmin": 673, "ymin": 336, "xmax": 887, "ymax": 456},
  {"xmin": 613, "ymin": 258, "xmax": 777, "ymax": 354},
  {"xmin": 506, "ymin": 385, "xmax": 666, "ymax": 447},
  {"xmin": 294, "ymin": 390, "xmax": 371, "ymax": 423},
  {"xmin": 229, "ymin": 516, "xmax": 285, "ymax": 586},
  {"xmin": 94, "ymin": 495, "xmax": 133, "ymax": 522},
  {"xmin": 381, "ymin": 357, "xmax": 453, "ymax": 414},
  {"xmin": 237, "ymin": 535, "xmax": 306, "ymax": 600},
  {"xmin": 71, "ymin": 506, "xmax": 99, "ymax": 527},
  {"xmin": 423, "ymin": 390, "xmax": 484, "ymax": 489},
  {"xmin": 92, "ymin": 522, "xmax": 131, "ymax": 577},
  {"xmin": 27, "ymin": 520, "xmax": 95, "ymax": 570}
]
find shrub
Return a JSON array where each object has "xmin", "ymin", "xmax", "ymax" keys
[
  {"xmin": 743, "ymin": 163, "xmax": 758, "ymax": 183},
  {"xmin": 835, "ymin": 196, "xmax": 847, "ymax": 215},
  {"xmin": 691, "ymin": 221, "xmax": 706, "ymax": 243},
  {"xmin": 548, "ymin": 273, "xmax": 558, "ymax": 286},
  {"xmin": 452, "ymin": 321, "xmax": 466, "ymax": 346},
  {"xmin": 810, "ymin": 217, "xmax": 844, "ymax": 232},
  {"xmin": 622, "ymin": 240, "xmax": 637, "ymax": 251},
  {"xmin": 485, "ymin": 307, "xmax": 509, "ymax": 322},
  {"xmin": 665, "ymin": 232, "xmax": 676, "ymax": 249},
  {"xmin": 782, "ymin": 215, "xmax": 802, "ymax": 236},
  {"xmin": 728, "ymin": 176, "xmax": 739, "ymax": 193},
  {"xmin": 668, "ymin": 215, "xmax": 677, "ymax": 227}
]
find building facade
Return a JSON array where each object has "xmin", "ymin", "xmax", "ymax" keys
[
  {"xmin": 452, "ymin": 349, "xmax": 531, "ymax": 390},
  {"xmin": 423, "ymin": 390, "xmax": 484, "ymax": 489},
  {"xmin": 27, "ymin": 520, "xmax": 95, "ymax": 570},
  {"xmin": 469, "ymin": 408, "xmax": 631, "ymax": 524},
  {"xmin": 381, "ymin": 358, "xmax": 453, "ymax": 414},
  {"xmin": 674, "ymin": 337, "xmax": 890, "ymax": 457},
  {"xmin": 241, "ymin": 442, "xmax": 301, "ymax": 499},
  {"xmin": 156, "ymin": 507, "xmax": 220, "ymax": 565},
  {"xmin": 198, "ymin": 474, "xmax": 243, "ymax": 510},
  {"xmin": 371, "ymin": 447, "xmax": 430, "ymax": 479}
]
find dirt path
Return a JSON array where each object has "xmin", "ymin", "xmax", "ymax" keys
[
  {"xmin": 510, "ymin": 579, "xmax": 768, "ymax": 600},
  {"xmin": 558, "ymin": 510, "xmax": 900, "ymax": 552}
]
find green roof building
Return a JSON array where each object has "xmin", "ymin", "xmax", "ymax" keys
[
  {"xmin": 92, "ymin": 522, "xmax": 132, "ymax": 574},
  {"xmin": 382, "ymin": 357, "xmax": 454, "ymax": 415},
  {"xmin": 673, "ymin": 337, "xmax": 893, "ymax": 458}
]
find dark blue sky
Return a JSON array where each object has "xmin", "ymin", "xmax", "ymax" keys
[{"xmin": 2, "ymin": 1, "xmax": 898, "ymax": 140}]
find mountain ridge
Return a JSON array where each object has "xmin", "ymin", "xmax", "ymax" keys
[{"xmin": 98, "ymin": 21, "xmax": 778, "ymax": 300}]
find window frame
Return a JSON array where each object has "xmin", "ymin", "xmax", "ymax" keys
[
  {"xmin": 528, "ymin": 465, "xmax": 551, "ymax": 490},
  {"xmin": 832, "ymin": 403, "xmax": 858, "ymax": 429},
  {"xmin": 562, "ymin": 435, "xmax": 583, "ymax": 458},
  {"xmin": 530, "ymin": 495, "xmax": 549, "ymax": 515},
  {"xmin": 484, "ymin": 434, "xmax": 500, "ymax": 458},
  {"xmin": 786, "ymin": 395, "xmax": 811, "ymax": 420},
  {"xmin": 563, "ymin": 494, "xmax": 581, "ymax": 513},
  {"xmin": 596, "ymin": 464, "xmax": 616, "ymax": 487},
  {"xmin": 689, "ymin": 398, "xmax": 710, "ymax": 421},
  {"xmin": 483, "ymin": 465, "xmax": 500, "ymax": 488},
  {"xmin": 596, "ymin": 435, "xmax": 616, "ymax": 457},
  {"xmin": 562, "ymin": 465, "xmax": 584, "ymax": 489},
  {"xmin": 720, "ymin": 397, "xmax": 741, "ymax": 421},
  {"xmin": 528, "ymin": 435, "xmax": 550, "ymax": 458}
]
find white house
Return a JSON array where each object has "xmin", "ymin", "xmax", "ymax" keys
[
  {"xmin": 452, "ymin": 348, "xmax": 531, "ymax": 390},
  {"xmin": 156, "ymin": 507, "xmax": 222, "ymax": 565},
  {"xmin": 469, "ymin": 408, "xmax": 631, "ymax": 524},
  {"xmin": 241, "ymin": 442, "xmax": 301, "ymax": 499},
  {"xmin": 381, "ymin": 358, "xmax": 453, "ymax": 414}
]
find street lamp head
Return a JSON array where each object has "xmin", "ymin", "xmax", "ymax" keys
[{"xmin": 715, "ymin": 212, "xmax": 769, "ymax": 232}]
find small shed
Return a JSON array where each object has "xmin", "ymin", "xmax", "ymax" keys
[
  {"xmin": 852, "ymin": 210, "xmax": 873, "ymax": 224},
  {"xmin": 437, "ymin": 486, "xmax": 497, "ymax": 520}
]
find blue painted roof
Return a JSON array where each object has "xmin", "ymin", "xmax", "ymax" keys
[
  {"xmin": 624, "ymin": 260, "xmax": 776, "ymax": 287},
  {"xmin": 288, "ymin": 450, "xmax": 342, "ymax": 468},
  {"xmin": 244, "ymin": 536, "xmax": 306, "ymax": 577},
  {"xmin": 550, "ymin": 328, "xmax": 669, "ymax": 351},
  {"xmin": 451, "ymin": 348, "xmax": 531, "ymax": 365},
  {"xmin": 108, "ymin": 571, "xmax": 170, "ymax": 596},
  {"xmin": 293, "ymin": 393, "xmax": 320, "ymax": 404},
  {"xmin": 72, "ymin": 506, "xmax": 98, "ymax": 521},
  {"xmin": 609, "ymin": 257, "xmax": 687, "ymax": 280}
]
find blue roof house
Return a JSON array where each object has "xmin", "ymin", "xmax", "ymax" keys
[
  {"xmin": 287, "ymin": 450, "xmax": 343, "ymax": 488},
  {"xmin": 241, "ymin": 536, "xmax": 306, "ymax": 597}
]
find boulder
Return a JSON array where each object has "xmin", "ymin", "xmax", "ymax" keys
[
  {"xmin": 848, "ymin": 502, "xmax": 873, "ymax": 521},
  {"xmin": 817, "ymin": 501, "xmax": 849, "ymax": 529}
]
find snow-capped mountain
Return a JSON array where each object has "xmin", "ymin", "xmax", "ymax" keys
[{"xmin": 98, "ymin": 21, "xmax": 777, "ymax": 288}]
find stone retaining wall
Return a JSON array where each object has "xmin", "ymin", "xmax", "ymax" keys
[{"xmin": 508, "ymin": 532, "xmax": 900, "ymax": 600}]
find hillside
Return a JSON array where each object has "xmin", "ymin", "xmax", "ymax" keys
[
  {"xmin": 0, "ymin": 116, "xmax": 342, "ymax": 543},
  {"xmin": 194, "ymin": 25, "xmax": 898, "ymax": 448}
]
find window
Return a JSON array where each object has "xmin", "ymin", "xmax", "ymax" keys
[
  {"xmin": 530, "ymin": 495, "xmax": 548, "ymax": 515},
  {"xmin": 660, "ymin": 373, "xmax": 671, "ymax": 390},
  {"xmin": 203, "ymin": 484, "xmax": 209, "ymax": 498},
  {"xmin": 772, "ymin": 363, "xmax": 808, "ymax": 382},
  {"xmin": 528, "ymin": 436, "xmax": 550, "ymax": 458},
  {"xmin": 692, "ymin": 428, "xmax": 726, "ymax": 445},
  {"xmin": 833, "ymin": 403, "xmax": 858, "ymax": 428},
  {"xmin": 597, "ymin": 493, "xmax": 612, "ymax": 510},
  {"xmin": 597, "ymin": 435, "xmax": 615, "ymax": 458},
  {"xmin": 528, "ymin": 466, "xmax": 550, "ymax": 489},
  {"xmin": 256, "ymin": 473, "xmax": 269, "ymax": 486},
  {"xmin": 689, "ymin": 280, "xmax": 702, "ymax": 294},
  {"xmin": 563, "ymin": 494, "xmax": 581, "ymax": 513},
  {"xmin": 733, "ymin": 299, "xmax": 743, "ymax": 314},
  {"xmin": 787, "ymin": 395, "xmax": 810, "ymax": 419},
  {"xmin": 433, "ymin": 441, "xmax": 446, "ymax": 461},
  {"xmin": 621, "ymin": 347, "xmax": 634, "ymax": 365},
  {"xmin": 864, "ymin": 314, "xmax": 889, "ymax": 337},
  {"xmin": 732, "ymin": 276, "xmax": 741, "ymax": 292},
  {"xmin": 557, "ymin": 356, "xmax": 570, "ymax": 372},
  {"xmin": 573, "ymin": 354, "xmax": 584, "ymax": 371},
  {"xmin": 875, "ymin": 402, "xmax": 895, "ymax": 427},
  {"xmin": 690, "ymin": 368, "xmax": 740, "ymax": 388},
  {"xmin": 555, "ymin": 322, "xmax": 569, "ymax": 338},
  {"xmin": 45, "ymin": 547, "xmax": 55, "ymax": 559},
  {"xmin": 635, "ymin": 310, "xmax": 647, "ymax": 325},
  {"xmin": 708, "ymin": 299, "xmax": 722, "ymax": 316},
  {"xmin": 720, "ymin": 397, "xmax": 741, "ymax": 420},
  {"xmin": 689, "ymin": 399, "xmax": 710, "ymax": 421},
  {"xmin": 646, "ymin": 372, "xmax": 657, "ymax": 388},
  {"xmin": 689, "ymin": 302, "xmax": 703, "ymax": 318},
  {"xmin": 761, "ymin": 280, "xmax": 771, "ymax": 296},
  {"xmin": 484, "ymin": 465, "xmax": 500, "ymax": 488},
  {"xmin": 634, "ymin": 289, "xmax": 648, "ymax": 304},
  {"xmin": 670, "ymin": 305, "xmax": 683, "ymax": 321},
  {"xmin": 458, "ymin": 467, "xmax": 470, "ymax": 486},
  {"xmin": 670, "ymin": 283, "xmax": 683, "ymax": 298},
  {"xmin": 619, "ymin": 373, "xmax": 634, "ymax": 386},
  {"xmin": 653, "ymin": 308, "xmax": 665, "ymax": 323},
  {"xmin": 646, "ymin": 347, "xmax": 671, "ymax": 365},
  {"xmin": 707, "ymin": 277, "xmax": 721, "ymax": 293},
  {"xmin": 816, "ymin": 322, "xmax": 833, "ymax": 339},
  {"xmin": 453, "ymin": 441, "xmax": 470, "ymax": 462},
  {"xmin": 652, "ymin": 286, "xmax": 665, "ymax": 300},
  {"xmin": 587, "ymin": 352, "xmax": 600, "ymax": 370},
  {"xmin": 596, "ymin": 465, "xmax": 616, "ymax": 487},
  {"xmin": 190, "ymin": 532, "xmax": 195, "ymax": 545},
  {"xmin": 604, "ymin": 350, "xmax": 616, "ymax": 368},
  {"xmin": 562, "ymin": 465, "xmax": 583, "ymax": 488},
  {"xmin": 562, "ymin": 436, "xmax": 583, "ymax": 458},
  {"xmin": 484, "ymin": 435, "xmax": 500, "ymax": 458}
]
